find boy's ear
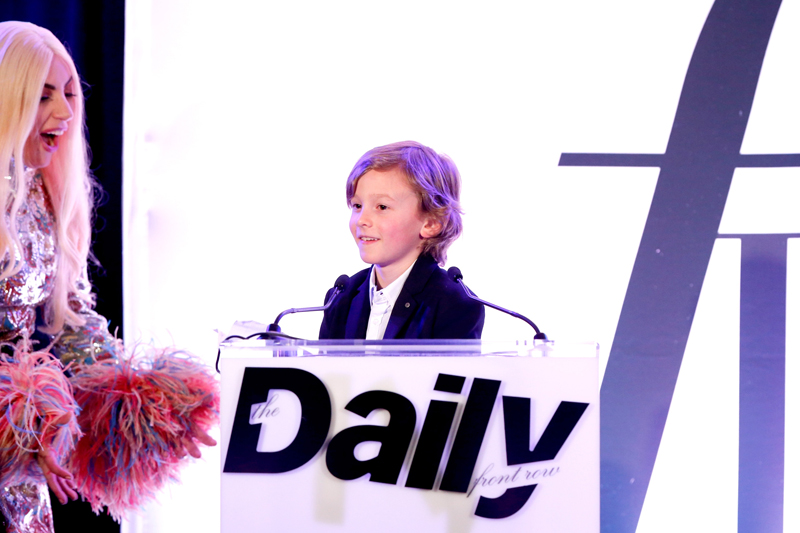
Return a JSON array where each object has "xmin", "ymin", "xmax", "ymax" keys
[{"xmin": 420, "ymin": 217, "xmax": 443, "ymax": 239}]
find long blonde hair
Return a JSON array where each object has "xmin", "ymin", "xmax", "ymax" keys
[{"xmin": 0, "ymin": 21, "xmax": 95, "ymax": 333}]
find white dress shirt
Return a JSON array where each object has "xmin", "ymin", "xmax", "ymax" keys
[{"xmin": 365, "ymin": 261, "xmax": 417, "ymax": 340}]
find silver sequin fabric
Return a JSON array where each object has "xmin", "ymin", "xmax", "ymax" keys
[
  {"xmin": 0, "ymin": 171, "xmax": 57, "ymax": 341},
  {"xmin": 0, "ymin": 484, "xmax": 54, "ymax": 533},
  {"xmin": 0, "ymin": 171, "xmax": 120, "ymax": 532}
]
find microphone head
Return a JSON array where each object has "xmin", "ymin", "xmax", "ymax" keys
[
  {"xmin": 447, "ymin": 266, "xmax": 463, "ymax": 282},
  {"xmin": 334, "ymin": 274, "xmax": 350, "ymax": 290}
]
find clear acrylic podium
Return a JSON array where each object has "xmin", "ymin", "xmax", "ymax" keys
[{"xmin": 219, "ymin": 338, "xmax": 599, "ymax": 532}]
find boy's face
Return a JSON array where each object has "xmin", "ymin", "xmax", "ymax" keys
[{"xmin": 349, "ymin": 168, "xmax": 440, "ymax": 283}]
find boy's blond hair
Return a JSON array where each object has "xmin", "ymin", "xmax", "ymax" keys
[{"xmin": 346, "ymin": 141, "xmax": 463, "ymax": 266}]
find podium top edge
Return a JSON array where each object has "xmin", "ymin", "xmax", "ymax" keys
[{"xmin": 218, "ymin": 338, "xmax": 599, "ymax": 358}]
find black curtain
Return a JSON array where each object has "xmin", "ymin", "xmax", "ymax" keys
[{"xmin": 1, "ymin": 2, "xmax": 124, "ymax": 532}]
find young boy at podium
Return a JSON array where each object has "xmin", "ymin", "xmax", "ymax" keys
[{"xmin": 319, "ymin": 141, "xmax": 484, "ymax": 340}]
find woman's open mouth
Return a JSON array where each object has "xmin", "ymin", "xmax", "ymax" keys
[{"xmin": 41, "ymin": 130, "xmax": 64, "ymax": 148}]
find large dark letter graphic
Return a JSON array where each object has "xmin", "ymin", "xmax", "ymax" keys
[
  {"xmin": 559, "ymin": 1, "xmax": 794, "ymax": 532},
  {"xmin": 406, "ymin": 373, "xmax": 465, "ymax": 490},
  {"xmin": 471, "ymin": 399, "xmax": 589, "ymax": 520},
  {"xmin": 224, "ymin": 368, "xmax": 331, "ymax": 473},
  {"xmin": 406, "ymin": 399, "xmax": 459, "ymax": 490},
  {"xmin": 725, "ymin": 233, "xmax": 798, "ymax": 532},
  {"xmin": 440, "ymin": 378, "xmax": 501, "ymax": 493},
  {"xmin": 326, "ymin": 391, "xmax": 416, "ymax": 484},
  {"xmin": 503, "ymin": 398, "xmax": 588, "ymax": 465},
  {"xmin": 475, "ymin": 485, "xmax": 538, "ymax": 520}
]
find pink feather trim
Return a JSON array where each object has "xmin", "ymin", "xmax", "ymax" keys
[
  {"xmin": 68, "ymin": 346, "xmax": 219, "ymax": 521},
  {"xmin": 0, "ymin": 341, "xmax": 81, "ymax": 487}
]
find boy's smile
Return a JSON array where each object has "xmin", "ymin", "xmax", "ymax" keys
[{"xmin": 349, "ymin": 168, "xmax": 440, "ymax": 288}]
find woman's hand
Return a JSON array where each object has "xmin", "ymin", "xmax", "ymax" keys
[
  {"xmin": 180, "ymin": 426, "xmax": 217, "ymax": 459},
  {"xmin": 37, "ymin": 446, "xmax": 78, "ymax": 505}
]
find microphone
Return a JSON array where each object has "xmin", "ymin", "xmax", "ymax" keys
[
  {"xmin": 267, "ymin": 274, "xmax": 350, "ymax": 333},
  {"xmin": 447, "ymin": 267, "xmax": 547, "ymax": 340}
]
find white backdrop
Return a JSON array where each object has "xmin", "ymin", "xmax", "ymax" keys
[{"xmin": 123, "ymin": 1, "xmax": 799, "ymax": 531}]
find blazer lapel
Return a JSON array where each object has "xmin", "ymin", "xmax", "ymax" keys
[
  {"xmin": 384, "ymin": 256, "xmax": 437, "ymax": 339},
  {"xmin": 383, "ymin": 295, "xmax": 416, "ymax": 340},
  {"xmin": 345, "ymin": 275, "xmax": 371, "ymax": 339}
]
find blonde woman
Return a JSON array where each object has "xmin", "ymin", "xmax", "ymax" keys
[{"xmin": 0, "ymin": 21, "xmax": 216, "ymax": 532}]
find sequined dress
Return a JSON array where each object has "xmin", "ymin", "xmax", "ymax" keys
[{"xmin": 0, "ymin": 171, "xmax": 118, "ymax": 533}]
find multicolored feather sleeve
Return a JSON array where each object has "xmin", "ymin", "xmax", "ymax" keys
[
  {"xmin": 67, "ymin": 346, "xmax": 219, "ymax": 521},
  {"xmin": 0, "ymin": 341, "xmax": 81, "ymax": 488}
]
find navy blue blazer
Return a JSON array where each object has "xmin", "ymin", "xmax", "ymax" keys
[{"xmin": 318, "ymin": 254, "xmax": 484, "ymax": 340}]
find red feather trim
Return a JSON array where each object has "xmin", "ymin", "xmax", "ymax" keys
[{"xmin": 68, "ymin": 347, "xmax": 219, "ymax": 521}]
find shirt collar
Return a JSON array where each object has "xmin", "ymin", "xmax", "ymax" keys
[{"xmin": 369, "ymin": 259, "xmax": 417, "ymax": 307}]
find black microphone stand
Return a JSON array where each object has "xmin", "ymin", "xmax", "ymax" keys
[
  {"xmin": 216, "ymin": 275, "xmax": 350, "ymax": 371},
  {"xmin": 267, "ymin": 274, "xmax": 350, "ymax": 333},
  {"xmin": 448, "ymin": 267, "xmax": 547, "ymax": 341}
]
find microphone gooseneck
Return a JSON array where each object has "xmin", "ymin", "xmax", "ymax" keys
[
  {"xmin": 217, "ymin": 275, "xmax": 351, "ymax": 370},
  {"xmin": 267, "ymin": 274, "xmax": 350, "ymax": 333},
  {"xmin": 447, "ymin": 267, "xmax": 547, "ymax": 340}
]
